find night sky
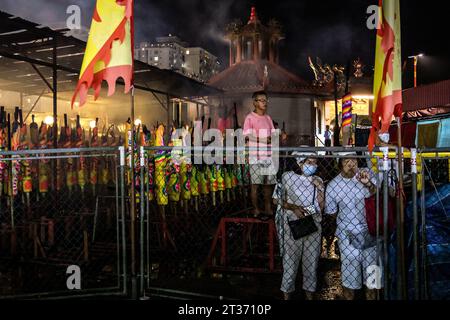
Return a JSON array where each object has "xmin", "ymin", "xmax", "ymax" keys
[{"xmin": 2, "ymin": 0, "xmax": 449, "ymax": 88}]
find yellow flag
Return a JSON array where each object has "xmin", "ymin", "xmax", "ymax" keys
[
  {"xmin": 72, "ymin": 0, "xmax": 134, "ymax": 107},
  {"xmin": 369, "ymin": 0, "xmax": 402, "ymax": 151}
]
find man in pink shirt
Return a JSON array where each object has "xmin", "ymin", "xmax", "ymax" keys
[{"xmin": 243, "ymin": 91, "xmax": 277, "ymax": 219}]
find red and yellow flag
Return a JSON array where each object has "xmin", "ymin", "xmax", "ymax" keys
[
  {"xmin": 72, "ymin": 0, "xmax": 134, "ymax": 107},
  {"xmin": 368, "ymin": 0, "xmax": 402, "ymax": 151}
]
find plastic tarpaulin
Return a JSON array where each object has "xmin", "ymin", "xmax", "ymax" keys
[
  {"xmin": 390, "ymin": 183, "xmax": 450, "ymax": 300},
  {"xmin": 416, "ymin": 120, "xmax": 440, "ymax": 148},
  {"xmin": 437, "ymin": 118, "xmax": 450, "ymax": 147}
]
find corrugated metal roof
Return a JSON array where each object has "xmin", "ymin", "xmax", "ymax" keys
[
  {"xmin": 0, "ymin": 10, "xmax": 221, "ymax": 98},
  {"xmin": 402, "ymin": 79, "xmax": 450, "ymax": 111}
]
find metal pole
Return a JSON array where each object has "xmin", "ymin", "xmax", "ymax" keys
[
  {"xmin": 130, "ymin": 87, "xmax": 137, "ymax": 298},
  {"xmin": 396, "ymin": 117, "xmax": 407, "ymax": 300},
  {"xmin": 139, "ymin": 146, "xmax": 145, "ymax": 297},
  {"xmin": 115, "ymin": 156, "xmax": 121, "ymax": 290},
  {"xmin": 414, "ymin": 56, "xmax": 418, "ymax": 88},
  {"xmin": 381, "ymin": 147, "xmax": 389, "ymax": 300},
  {"xmin": 24, "ymin": 89, "xmax": 46, "ymax": 123},
  {"xmin": 411, "ymin": 149, "xmax": 419, "ymax": 300},
  {"xmin": 375, "ymin": 156, "xmax": 381, "ymax": 301},
  {"xmin": 146, "ymin": 156, "xmax": 150, "ymax": 289},
  {"xmin": 167, "ymin": 95, "xmax": 171, "ymax": 143},
  {"xmin": 119, "ymin": 147, "xmax": 128, "ymax": 294},
  {"xmin": 8, "ymin": 113, "xmax": 14, "ymax": 230},
  {"xmin": 420, "ymin": 164, "xmax": 428, "ymax": 299},
  {"xmin": 52, "ymin": 38, "xmax": 58, "ymax": 209},
  {"xmin": 333, "ymin": 71, "xmax": 340, "ymax": 147},
  {"xmin": 52, "ymin": 38, "xmax": 58, "ymax": 148}
]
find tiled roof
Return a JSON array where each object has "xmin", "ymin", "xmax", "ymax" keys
[{"xmin": 208, "ymin": 60, "xmax": 328, "ymax": 96}]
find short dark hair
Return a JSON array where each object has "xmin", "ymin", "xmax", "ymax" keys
[{"xmin": 252, "ymin": 91, "xmax": 267, "ymax": 100}]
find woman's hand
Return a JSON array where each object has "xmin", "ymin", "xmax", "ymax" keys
[
  {"xmin": 293, "ymin": 207, "xmax": 307, "ymax": 219},
  {"xmin": 283, "ymin": 202, "xmax": 308, "ymax": 218},
  {"xmin": 311, "ymin": 177, "xmax": 324, "ymax": 192}
]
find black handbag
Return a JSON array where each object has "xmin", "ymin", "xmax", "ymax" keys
[
  {"xmin": 288, "ymin": 215, "xmax": 318, "ymax": 240},
  {"xmin": 287, "ymin": 187, "xmax": 318, "ymax": 240}
]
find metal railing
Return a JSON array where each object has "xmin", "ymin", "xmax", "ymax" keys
[{"xmin": 0, "ymin": 147, "xmax": 127, "ymax": 299}]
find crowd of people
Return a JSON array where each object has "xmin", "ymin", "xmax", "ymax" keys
[{"xmin": 243, "ymin": 90, "xmax": 385, "ymax": 300}]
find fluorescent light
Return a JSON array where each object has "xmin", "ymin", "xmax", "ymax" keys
[{"xmin": 353, "ymin": 95, "xmax": 374, "ymax": 100}]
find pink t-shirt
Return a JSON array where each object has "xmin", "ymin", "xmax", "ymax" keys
[
  {"xmin": 243, "ymin": 111, "xmax": 275, "ymax": 160},
  {"xmin": 217, "ymin": 117, "xmax": 231, "ymax": 133}
]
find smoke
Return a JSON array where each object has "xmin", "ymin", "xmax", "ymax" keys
[
  {"xmin": 2, "ymin": 0, "xmax": 443, "ymax": 84},
  {"xmin": 1, "ymin": 0, "xmax": 94, "ymax": 41},
  {"xmin": 2, "ymin": 0, "xmax": 75, "ymax": 27},
  {"xmin": 299, "ymin": 24, "xmax": 354, "ymax": 66},
  {"xmin": 0, "ymin": 0, "xmax": 359, "ymax": 76},
  {"xmin": 137, "ymin": 0, "xmax": 246, "ymax": 66}
]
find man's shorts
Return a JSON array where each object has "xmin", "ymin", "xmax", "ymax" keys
[
  {"xmin": 337, "ymin": 235, "xmax": 383, "ymax": 290},
  {"xmin": 249, "ymin": 159, "xmax": 277, "ymax": 185}
]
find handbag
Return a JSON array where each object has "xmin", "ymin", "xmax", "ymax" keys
[
  {"xmin": 287, "ymin": 186, "xmax": 318, "ymax": 240},
  {"xmin": 288, "ymin": 215, "xmax": 318, "ymax": 240}
]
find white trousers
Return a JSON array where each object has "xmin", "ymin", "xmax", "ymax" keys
[{"xmin": 276, "ymin": 209, "xmax": 322, "ymax": 293}]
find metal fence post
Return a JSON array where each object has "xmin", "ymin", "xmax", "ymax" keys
[
  {"xmin": 139, "ymin": 146, "xmax": 145, "ymax": 297},
  {"xmin": 381, "ymin": 147, "xmax": 390, "ymax": 300},
  {"xmin": 411, "ymin": 149, "xmax": 419, "ymax": 300},
  {"xmin": 375, "ymin": 156, "xmax": 381, "ymax": 301},
  {"xmin": 146, "ymin": 153, "xmax": 151, "ymax": 290},
  {"xmin": 119, "ymin": 146, "xmax": 128, "ymax": 295},
  {"xmin": 115, "ymin": 155, "xmax": 121, "ymax": 290},
  {"xmin": 420, "ymin": 157, "xmax": 428, "ymax": 300}
]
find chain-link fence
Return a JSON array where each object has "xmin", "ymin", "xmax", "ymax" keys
[
  {"xmin": 412, "ymin": 149, "xmax": 450, "ymax": 300},
  {"xmin": 0, "ymin": 147, "xmax": 126, "ymax": 298},
  {"xmin": 1, "ymin": 145, "xmax": 447, "ymax": 300},
  {"xmin": 136, "ymin": 147, "xmax": 408, "ymax": 300}
]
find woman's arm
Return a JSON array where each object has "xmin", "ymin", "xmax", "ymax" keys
[
  {"xmin": 282, "ymin": 201, "xmax": 307, "ymax": 218},
  {"xmin": 312, "ymin": 177, "xmax": 325, "ymax": 212},
  {"xmin": 317, "ymin": 188, "xmax": 325, "ymax": 212}
]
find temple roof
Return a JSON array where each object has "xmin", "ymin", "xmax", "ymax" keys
[{"xmin": 208, "ymin": 59, "xmax": 328, "ymax": 96}]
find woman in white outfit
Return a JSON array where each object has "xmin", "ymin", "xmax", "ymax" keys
[{"xmin": 273, "ymin": 150, "xmax": 325, "ymax": 300}]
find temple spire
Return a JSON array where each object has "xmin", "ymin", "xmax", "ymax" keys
[{"xmin": 248, "ymin": 6, "xmax": 259, "ymax": 24}]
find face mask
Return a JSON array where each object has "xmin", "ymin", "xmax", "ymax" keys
[{"xmin": 302, "ymin": 164, "xmax": 317, "ymax": 177}]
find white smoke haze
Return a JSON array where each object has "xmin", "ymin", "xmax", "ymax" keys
[{"xmin": 1, "ymin": 0, "xmax": 448, "ymax": 90}]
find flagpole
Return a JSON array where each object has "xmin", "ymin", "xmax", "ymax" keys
[
  {"xmin": 130, "ymin": 85, "xmax": 137, "ymax": 298},
  {"xmin": 129, "ymin": 0, "xmax": 137, "ymax": 298},
  {"xmin": 396, "ymin": 116, "xmax": 407, "ymax": 299}
]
